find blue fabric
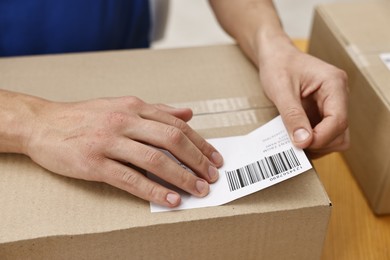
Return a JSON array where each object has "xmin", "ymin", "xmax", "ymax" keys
[{"xmin": 0, "ymin": 0, "xmax": 150, "ymax": 57}]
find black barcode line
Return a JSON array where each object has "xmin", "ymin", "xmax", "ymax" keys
[{"xmin": 225, "ymin": 148, "xmax": 300, "ymax": 192}]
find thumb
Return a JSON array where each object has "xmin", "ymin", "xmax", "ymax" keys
[{"xmin": 275, "ymin": 96, "xmax": 313, "ymax": 149}]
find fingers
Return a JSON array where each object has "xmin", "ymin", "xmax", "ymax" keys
[
  {"xmin": 139, "ymin": 105, "xmax": 224, "ymax": 169},
  {"xmin": 125, "ymin": 118, "xmax": 220, "ymax": 183},
  {"xmin": 271, "ymin": 87, "xmax": 314, "ymax": 149},
  {"xmin": 271, "ymin": 82, "xmax": 348, "ymax": 157},
  {"xmin": 307, "ymin": 73, "xmax": 349, "ymax": 153},
  {"xmin": 102, "ymin": 101, "xmax": 223, "ymax": 207},
  {"xmin": 310, "ymin": 114, "xmax": 348, "ymax": 150},
  {"xmin": 307, "ymin": 129, "xmax": 350, "ymax": 158},
  {"xmin": 99, "ymin": 159, "xmax": 183, "ymax": 208},
  {"xmin": 111, "ymin": 99, "xmax": 223, "ymax": 207},
  {"xmin": 262, "ymin": 54, "xmax": 349, "ymax": 157},
  {"xmin": 106, "ymin": 138, "xmax": 209, "ymax": 205}
]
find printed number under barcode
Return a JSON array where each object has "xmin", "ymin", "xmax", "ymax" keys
[{"xmin": 225, "ymin": 148, "xmax": 300, "ymax": 192}]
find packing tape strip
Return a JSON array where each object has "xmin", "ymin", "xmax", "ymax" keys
[
  {"xmin": 346, "ymin": 44, "xmax": 370, "ymax": 69},
  {"xmin": 169, "ymin": 96, "xmax": 274, "ymax": 115},
  {"xmin": 189, "ymin": 109, "xmax": 259, "ymax": 130},
  {"xmin": 188, "ymin": 108, "xmax": 278, "ymax": 130}
]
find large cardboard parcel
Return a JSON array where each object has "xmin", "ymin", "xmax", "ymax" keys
[
  {"xmin": 309, "ymin": 1, "xmax": 390, "ymax": 215},
  {"xmin": 0, "ymin": 45, "xmax": 330, "ymax": 259}
]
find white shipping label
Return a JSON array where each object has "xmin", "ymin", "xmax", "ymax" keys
[
  {"xmin": 149, "ymin": 116, "xmax": 312, "ymax": 212},
  {"xmin": 380, "ymin": 53, "xmax": 390, "ymax": 71}
]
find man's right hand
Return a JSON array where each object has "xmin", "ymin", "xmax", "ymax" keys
[{"xmin": 0, "ymin": 90, "xmax": 224, "ymax": 207}]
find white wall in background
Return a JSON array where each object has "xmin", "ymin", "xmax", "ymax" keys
[{"xmin": 152, "ymin": 0, "xmax": 372, "ymax": 49}]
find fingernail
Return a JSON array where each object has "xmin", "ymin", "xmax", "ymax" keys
[
  {"xmin": 196, "ymin": 180, "xmax": 209, "ymax": 194},
  {"xmin": 211, "ymin": 151, "xmax": 223, "ymax": 165},
  {"xmin": 293, "ymin": 128, "xmax": 310, "ymax": 143},
  {"xmin": 208, "ymin": 165, "xmax": 219, "ymax": 181},
  {"xmin": 166, "ymin": 193, "xmax": 180, "ymax": 205}
]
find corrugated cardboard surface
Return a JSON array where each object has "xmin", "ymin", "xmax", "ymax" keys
[
  {"xmin": 0, "ymin": 45, "xmax": 331, "ymax": 259},
  {"xmin": 309, "ymin": 1, "xmax": 390, "ymax": 214}
]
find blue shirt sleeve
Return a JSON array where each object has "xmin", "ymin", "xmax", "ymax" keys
[{"xmin": 0, "ymin": 0, "xmax": 151, "ymax": 57}]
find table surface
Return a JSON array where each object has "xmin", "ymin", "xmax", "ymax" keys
[
  {"xmin": 314, "ymin": 153, "xmax": 390, "ymax": 260},
  {"xmin": 293, "ymin": 40, "xmax": 390, "ymax": 260}
]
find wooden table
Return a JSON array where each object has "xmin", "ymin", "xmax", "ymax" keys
[
  {"xmin": 293, "ymin": 39, "xmax": 390, "ymax": 260},
  {"xmin": 314, "ymin": 153, "xmax": 390, "ymax": 260}
]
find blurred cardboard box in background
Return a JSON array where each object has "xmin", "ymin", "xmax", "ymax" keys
[{"xmin": 309, "ymin": 1, "xmax": 390, "ymax": 214}]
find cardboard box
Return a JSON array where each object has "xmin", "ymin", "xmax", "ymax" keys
[
  {"xmin": 0, "ymin": 45, "xmax": 331, "ymax": 259},
  {"xmin": 308, "ymin": 1, "xmax": 390, "ymax": 215}
]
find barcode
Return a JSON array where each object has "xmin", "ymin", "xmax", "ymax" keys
[{"xmin": 225, "ymin": 148, "xmax": 300, "ymax": 192}]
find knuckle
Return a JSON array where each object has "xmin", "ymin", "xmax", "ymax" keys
[
  {"xmin": 120, "ymin": 170, "xmax": 139, "ymax": 188},
  {"xmin": 143, "ymin": 148, "xmax": 164, "ymax": 166},
  {"xmin": 145, "ymin": 183, "xmax": 162, "ymax": 201},
  {"xmin": 284, "ymin": 106, "xmax": 303, "ymax": 120},
  {"xmin": 329, "ymin": 67, "xmax": 348, "ymax": 88},
  {"xmin": 194, "ymin": 151, "xmax": 207, "ymax": 168},
  {"xmin": 106, "ymin": 166, "xmax": 139, "ymax": 190},
  {"xmin": 336, "ymin": 68, "xmax": 348, "ymax": 82},
  {"xmin": 177, "ymin": 171, "xmax": 194, "ymax": 188},
  {"xmin": 167, "ymin": 166, "xmax": 194, "ymax": 189},
  {"xmin": 338, "ymin": 118, "xmax": 349, "ymax": 132},
  {"xmin": 165, "ymin": 126, "xmax": 184, "ymax": 145},
  {"xmin": 172, "ymin": 117, "xmax": 190, "ymax": 134},
  {"xmin": 339, "ymin": 130, "xmax": 350, "ymax": 150},
  {"xmin": 198, "ymin": 138, "xmax": 212, "ymax": 155},
  {"xmin": 123, "ymin": 96, "xmax": 145, "ymax": 108},
  {"xmin": 337, "ymin": 71, "xmax": 348, "ymax": 89}
]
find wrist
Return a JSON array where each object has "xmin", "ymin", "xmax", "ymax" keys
[
  {"xmin": 254, "ymin": 28, "xmax": 296, "ymax": 67},
  {"xmin": 0, "ymin": 90, "xmax": 49, "ymax": 155}
]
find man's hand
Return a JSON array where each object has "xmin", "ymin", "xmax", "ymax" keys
[
  {"xmin": 257, "ymin": 38, "xmax": 349, "ymax": 157},
  {"xmin": 210, "ymin": 0, "xmax": 349, "ymax": 157},
  {"xmin": 0, "ymin": 91, "xmax": 223, "ymax": 207}
]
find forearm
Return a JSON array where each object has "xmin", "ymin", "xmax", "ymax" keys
[
  {"xmin": 209, "ymin": 0, "xmax": 294, "ymax": 66},
  {"xmin": 0, "ymin": 89, "xmax": 47, "ymax": 154}
]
